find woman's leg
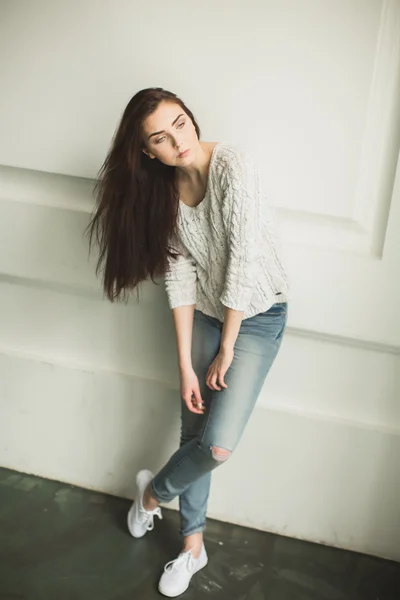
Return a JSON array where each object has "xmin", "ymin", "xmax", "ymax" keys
[
  {"xmin": 150, "ymin": 303, "xmax": 287, "ymax": 532},
  {"xmin": 178, "ymin": 311, "xmax": 222, "ymax": 544}
]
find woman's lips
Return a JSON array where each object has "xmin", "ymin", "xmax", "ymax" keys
[{"xmin": 178, "ymin": 149, "xmax": 190, "ymax": 158}]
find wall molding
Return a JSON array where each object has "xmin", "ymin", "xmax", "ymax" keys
[
  {"xmin": 1, "ymin": 271, "xmax": 400, "ymax": 356},
  {"xmin": 1, "ymin": 345, "xmax": 399, "ymax": 437},
  {"xmin": 278, "ymin": 0, "xmax": 400, "ymax": 257},
  {"xmin": 288, "ymin": 324, "xmax": 400, "ymax": 356},
  {"xmin": 352, "ymin": 0, "xmax": 400, "ymax": 256},
  {"xmin": 0, "ymin": 164, "xmax": 94, "ymax": 214},
  {"xmin": 2, "ymin": 0, "xmax": 400, "ymax": 262}
]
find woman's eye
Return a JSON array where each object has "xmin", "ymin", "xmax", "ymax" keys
[
  {"xmin": 177, "ymin": 122, "xmax": 185, "ymax": 129},
  {"xmin": 155, "ymin": 136, "xmax": 166, "ymax": 144}
]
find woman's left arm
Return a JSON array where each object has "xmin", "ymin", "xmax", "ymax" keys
[
  {"xmin": 219, "ymin": 149, "xmax": 261, "ymax": 313},
  {"xmin": 206, "ymin": 148, "xmax": 261, "ymax": 391},
  {"xmin": 206, "ymin": 306, "xmax": 243, "ymax": 391}
]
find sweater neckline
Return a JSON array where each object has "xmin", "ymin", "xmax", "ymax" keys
[{"xmin": 178, "ymin": 142, "xmax": 223, "ymax": 212}]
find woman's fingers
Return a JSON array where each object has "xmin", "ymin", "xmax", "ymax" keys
[
  {"xmin": 219, "ymin": 372, "xmax": 228, "ymax": 389},
  {"xmin": 206, "ymin": 369, "xmax": 213, "ymax": 390},
  {"xmin": 186, "ymin": 397, "xmax": 203, "ymax": 414},
  {"xmin": 212, "ymin": 374, "xmax": 222, "ymax": 391},
  {"xmin": 206, "ymin": 369, "xmax": 221, "ymax": 391},
  {"xmin": 192, "ymin": 388, "xmax": 205, "ymax": 413},
  {"xmin": 183, "ymin": 390, "xmax": 204, "ymax": 414},
  {"xmin": 206, "ymin": 358, "xmax": 229, "ymax": 391}
]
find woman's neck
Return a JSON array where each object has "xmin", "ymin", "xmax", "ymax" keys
[{"xmin": 175, "ymin": 142, "xmax": 216, "ymax": 185}]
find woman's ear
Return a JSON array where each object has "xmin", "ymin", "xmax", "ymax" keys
[{"xmin": 142, "ymin": 148, "xmax": 155, "ymax": 160}]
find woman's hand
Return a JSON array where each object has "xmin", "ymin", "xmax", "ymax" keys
[
  {"xmin": 180, "ymin": 366, "xmax": 205, "ymax": 414},
  {"xmin": 206, "ymin": 348, "xmax": 234, "ymax": 391}
]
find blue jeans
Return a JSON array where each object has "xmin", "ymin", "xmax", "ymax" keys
[{"xmin": 151, "ymin": 302, "xmax": 287, "ymax": 536}]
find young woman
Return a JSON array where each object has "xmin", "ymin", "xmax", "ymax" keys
[{"xmin": 87, "ymin": 87, "xmax": 289, "ymax": 597}]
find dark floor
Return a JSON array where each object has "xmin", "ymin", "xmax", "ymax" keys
[{"xmin": 0, "ymin": 468, "xmax": 399, "ymax": 600}]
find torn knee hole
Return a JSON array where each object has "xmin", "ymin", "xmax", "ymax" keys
[{"xmin": 211, "ymin": 446, "xmax": 231, "ymax": 462}]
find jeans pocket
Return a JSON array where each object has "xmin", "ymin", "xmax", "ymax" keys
[
  {"xmin": 264, "ymin": 302, "xmax": 287, "ymax": 317},
  {"xmin": 257, "ymin": 303, "xmax": 287, "ymax": 340}
]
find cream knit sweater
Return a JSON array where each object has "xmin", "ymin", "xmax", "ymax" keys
[{"xmin": 164, "ymin": 142, "xmax": 290, "ymax": 322}]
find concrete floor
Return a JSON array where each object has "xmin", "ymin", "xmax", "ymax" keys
[{"xmin": 0, "ymin": 467, "xmax": 399, "ymax": 600}]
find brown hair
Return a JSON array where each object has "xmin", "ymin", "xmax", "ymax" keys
[{"xmin": 85, "ymin": 88, "xmax": 201, "ymax": 302}]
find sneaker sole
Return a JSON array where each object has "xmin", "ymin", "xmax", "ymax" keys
[
  {"xmin": 158, "ymin": 556, "xmax": 208, "ymax": 597},
  {"xmin": 127, "ymin": 503, "xmax": 145, "ymax": 538},
  {"xmin": 127, "ymin": 469, "xmax": 154, "ymax": 538}
]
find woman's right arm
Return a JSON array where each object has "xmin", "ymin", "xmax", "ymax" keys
[
  {"xmin": 172, "ymin": 306, "xmax": 204, "ymax": 415},
  {"xmin": 172, "ymin": 305, "xmax": 195, "ymax": 372},
  {"xmin": 165, "ymin": 238, "xmax": 204, "ymax": 414}
]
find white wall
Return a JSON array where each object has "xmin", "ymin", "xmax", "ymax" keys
[{"xmin": 1, "ymin": 0, "xmax": 400, "ymax": 561}]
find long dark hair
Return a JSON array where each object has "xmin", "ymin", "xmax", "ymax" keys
[{"xmin": 85, "ymin": 88, "xmax": 201, "ymax": 302}]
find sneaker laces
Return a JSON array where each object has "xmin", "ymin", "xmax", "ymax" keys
[
  {"xmin": 138, "ymin": 505, "xmax": 163, "ymax": 531},
  {"xmin": 164, "ymin": 549, "xmax": 195, "ymax": 574}
]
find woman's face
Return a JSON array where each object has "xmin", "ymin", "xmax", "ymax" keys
[{"xmin": 142, "ymin": 101, "xmax": 199, "ymax": 167}]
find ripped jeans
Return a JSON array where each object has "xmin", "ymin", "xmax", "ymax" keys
[{"xmin": 150, "ymin": 302, "xmax": 287, "ymax": 537}]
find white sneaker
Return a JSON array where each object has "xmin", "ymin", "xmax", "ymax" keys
[
  {"xmin": 158, "ymin": 544, "xmax": 208, "ymax": 597},
  {"xmin": 127, "ymin": 469, "xmax": 162, "ymax": 538}
]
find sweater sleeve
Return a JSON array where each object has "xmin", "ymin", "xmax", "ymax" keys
[
  {"xmin": 219, "ymin": 148, "xmax": 262, "ymax": 313},
  {"xmin": 164, "ymin": 235, "xmax": 197, "ymax": 309}
]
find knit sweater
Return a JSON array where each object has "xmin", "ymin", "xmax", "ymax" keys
[{"xmin": 164, "ymin": 142, "xmax": 290, "ymax": 322}]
